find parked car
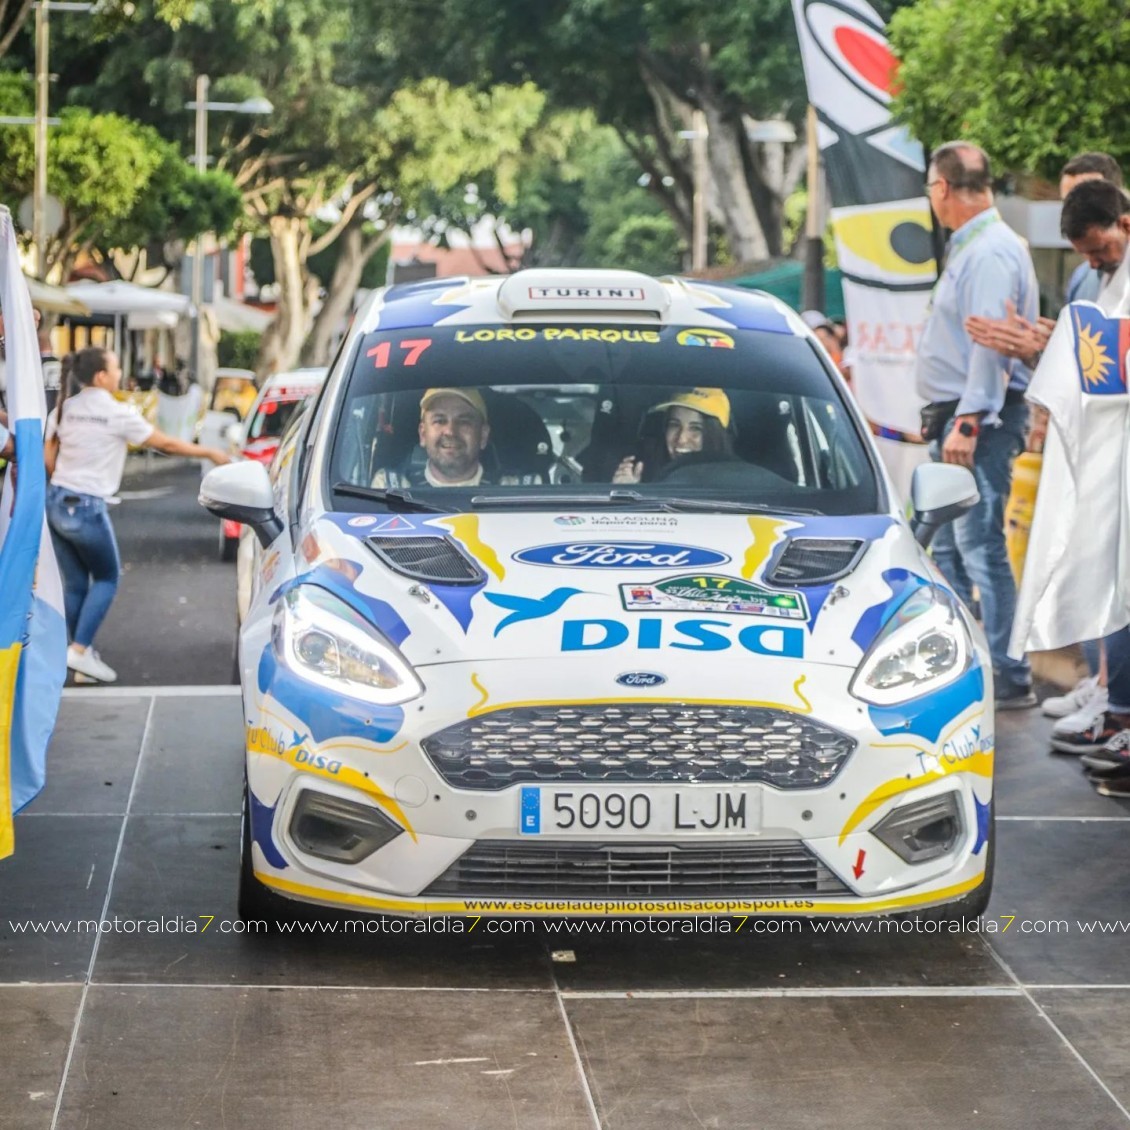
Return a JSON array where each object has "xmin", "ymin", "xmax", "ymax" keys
[
  {"xmin": 200, "ymin": 269, "xmax": 988, "ymax": 926},
  {"xmin": 216, "ymin": 367, "xmax": 327, "ymax": 561}
]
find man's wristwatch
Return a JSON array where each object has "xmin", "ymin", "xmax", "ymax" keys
[{"xmin": 956, "ymin": 416, "xmax": 980, "ymax": 438}]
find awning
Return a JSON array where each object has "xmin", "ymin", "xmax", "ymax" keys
[
  {"xmin": 66, "ymin": 280, "xmax": 193, "ymax": 329},
  {"xmin": 730, "ymin": 261, "xmax": 845, "ymax": 321},
  {"xmin": 211, "ymin": 295, "xmax": 274, "ymax": 334},
  {"xmin": 25, "ymin": 276, "xmax": 90, "ymax": 316}
]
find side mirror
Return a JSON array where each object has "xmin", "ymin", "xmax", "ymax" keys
[
  {"xmin": 199, "ymin": 461, "xmax": 282, "ymax": 547},
  {"xmin": 910, "ymin": 462, "xmax": 979, "ymax": 548}
]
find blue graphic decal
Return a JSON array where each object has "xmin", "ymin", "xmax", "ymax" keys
[
  {"xmin": 851, "ymin": 569, "xmax": 932, "ymax": 652},
  {"xmin": 257, "ymin": 645, "xmax": 405, "ymax": 746},
  {"xmin": 323, "ymin": 512, "xmax": 428, "ymax": 537},
  {"xmin": 972, "ymin": 793, "xmax": 992, "ymax": 856},
  {"xmin": 273, "ymin": 566, "xmax": 410, "ymax": 648},
  {"xmin": 685, "ymin": 282, "xmax": 793, "ymax": 334},
  {"xmin": 515, "ymin": 541, "xmax": 729, "ymax": 570},
  {"xmin": 248, "ymin": 788, "xmax": 288, "ymax": 870},
  {"xmin": 868, "ymin": 665, "xmax": 986, "ymax": 744},
  {"xmin": 485, "ymin": 588, "xmax": 585, "ymax": 635},
  {"xmin": 430, "ymin": 581, "xmax": 486, "ymax": 634},
  {"xmin": 374, "ymin": 280, "xmax": 472, "ymax": 330},
  {"xmin": 520, "ymin": 788, "xmax": 541, "ymax": 835}
]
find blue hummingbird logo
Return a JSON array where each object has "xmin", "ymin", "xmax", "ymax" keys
[{"xmin": 484, "ymin": 589, "xmax": 585, "ymax": 636}]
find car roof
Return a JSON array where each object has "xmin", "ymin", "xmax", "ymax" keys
[
  {"xmin": 356, "ymin": 269, "xmax": 810, "ymax": 338},
  {"xmin": 259, "ymin": 367, "xmax": 327, "ymax": 396}
]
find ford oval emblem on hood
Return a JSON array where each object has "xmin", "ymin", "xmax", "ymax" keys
[
  {"xmin": 513, "ymin": 542, "xmax": 730, "ymax": 569},
  {"xmin": 616, "ymin": 671, "xmax": 667, "ymax": 687}
]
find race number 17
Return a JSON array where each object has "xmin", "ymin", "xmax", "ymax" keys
[{"xmin": 368, "ymin": 339, "xmax": 433, "ymax": 368}]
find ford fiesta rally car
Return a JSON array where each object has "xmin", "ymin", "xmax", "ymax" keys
[{"xmin": 200, "ymin": 269, "xmax": 991, "ymax": 924}]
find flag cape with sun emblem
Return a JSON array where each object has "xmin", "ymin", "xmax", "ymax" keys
[
  {"xmin": 1010, "ymin": 302, "xmax": 1130, "ymax": 656},
  {"xmin": 791, "ymin": 0, "xmax": 937, "ymax": 494},
  {"xmin": 0, "ymin": 206, "xmax": 67, "ymax": 858}
]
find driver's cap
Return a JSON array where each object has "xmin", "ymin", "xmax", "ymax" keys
[
  {"xmin": 650, "ymin": 387, "xmax": 731, "ymax": 429},
  {"xmin": 420, "ymin": 387, "xmax": 488, "ymax": 423}
]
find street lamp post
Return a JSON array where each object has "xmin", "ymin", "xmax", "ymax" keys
[
  {"xmin": 31, "ymin": 1, "xmax": 94, "ymax": 279},
  {"xmin": 184, "ymin": 78, "xmax": 272, "ymax": 386}
]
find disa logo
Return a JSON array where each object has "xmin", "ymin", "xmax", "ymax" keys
[
  {"xmin": 564, "ymin": 618, "xmax": 804, "ymax": 657},
  {"xmin": 514, "ymin": 542, "xmax": 729, "ymax": 569}
]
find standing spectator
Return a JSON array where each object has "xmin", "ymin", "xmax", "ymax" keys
[
  {"xmin": 1016, "ymin": 181, "xmax": 1130, "ymax": 785},
  {"xmin": 915, "ymin": 141, "xmax": 1039, "ymax": 708},
  {"xmin": 37, "ymin": 311, "xmax": 61, "ymax": 415},
  {"xmin": 45, "ymin": 346, "xmax": 230, "ymax": 684},
  {"xmin": 966, "ymin": 153, "xmax": 1124, "ymax": 741}
]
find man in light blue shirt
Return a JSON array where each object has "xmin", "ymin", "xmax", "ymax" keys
[{"xmin": 916, "ymin": 141, "xmax": 1038, "ymax": 707}]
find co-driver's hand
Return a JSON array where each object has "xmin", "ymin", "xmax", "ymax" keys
[{"xmin": 612, "ymin": 456, "xmax": 643, "ymax": 484}]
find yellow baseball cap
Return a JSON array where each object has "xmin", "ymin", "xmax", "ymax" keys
[
  {"xmin": 650, "ymin": 388, "xmax": 731, "ymax": 429},
  {"xmin": 420, "ymin": 387, "xmax": 488, "ymax": 422}
]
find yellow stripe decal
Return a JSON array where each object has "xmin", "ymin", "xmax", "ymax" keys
[{"xmin": 741, "ymin": 516, "xmax": 795, "ymax": 581}]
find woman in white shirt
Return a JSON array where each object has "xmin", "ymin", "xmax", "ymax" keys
[{"xmin": 45, "ymin": 347, "xmax": 230, "ymax": 684}]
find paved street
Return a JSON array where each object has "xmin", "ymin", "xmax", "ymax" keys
[{"xmin": 3, "ymin": 465, "xmax": 1130, "ymax": 1128}]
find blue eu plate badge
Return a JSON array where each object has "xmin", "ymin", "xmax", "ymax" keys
[{"xmin": 520, "ymin": 787, "xmax": 540, "ymax": 835}]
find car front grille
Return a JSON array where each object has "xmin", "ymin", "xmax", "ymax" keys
[
  {"xmin": 423, "ymin": 840, "xmax": 848, "ymax": 898},
  {"xmin": 421, "ymin": 704, "xmax": 856, "ymax": 790}
]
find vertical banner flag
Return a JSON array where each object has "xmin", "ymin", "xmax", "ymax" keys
[
  {"xmin": 791, "ymin": 0, "xmax": 936, "ymax": 492},
  {"xmin": 0, "ymin": 206, "xmax": 67, "ymax": 859}
]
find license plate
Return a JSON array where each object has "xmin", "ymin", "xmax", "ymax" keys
[{"xmin": 519, "ymin": 786, "xmax": 763, "ymax": 836}]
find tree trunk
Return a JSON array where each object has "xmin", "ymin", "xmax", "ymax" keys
[
  {"xmin": 257, "ymin": 215, "xmax": 311, "ymax": 377},
  {"xmin": 701, "ymin": 99, "xmax": 772, "ymax": 263},
  {"xmin": 301, "ymin": 216, "xmax": 387, "ymax": 367}
]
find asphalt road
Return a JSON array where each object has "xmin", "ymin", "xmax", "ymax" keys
[{"xmin": 89, "ymin": 455, "xmax": 238, "ymax": 685}]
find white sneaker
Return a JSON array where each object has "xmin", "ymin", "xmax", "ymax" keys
[
  {"xmin": 1042, "ymin": 675, "xmax": 1101, "ymax": 719},
  {"xmin": 1052, "ymin": 684, "xmax": 1109, "ymax": 736},
  {"xmin": 67, "ymin": 645, "xmax": 118, "ymax": 684}
]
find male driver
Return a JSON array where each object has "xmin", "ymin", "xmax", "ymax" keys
[
  {"xmin": 373, "ymin": 388, "xmax": 492, "ymax": 487},
  {"xmin": 916, "ymin": 141, "xmax": 1039, "ymax": 708}
]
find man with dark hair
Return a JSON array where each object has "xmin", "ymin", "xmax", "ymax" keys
[
  {"xmin": 1059, "ymin": 179, "xmax": 1130, "ymax": 279},
  {"xmin": 916, "ymin": 141, "xmax": 1040, "ymax": 708},
  {"xmin": 1061, "ymin": 151, "xmax": 1123, "ymax": 189}
]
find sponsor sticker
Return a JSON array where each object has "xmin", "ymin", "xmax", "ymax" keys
[
  {"xmin": 514, "ymin": 542, "xmax": 729, "ymax": 570},
  {"xmin": 620, "ymin": 574, "xmax": 808, "ymax": 619},
  {"xmin": 347, "ymin": 515, "xmax": 379, "ymax": 528},
  {"xmin": 676, "ymin": 328, "xmax": 735, "ymax": 349},
  {"xmin": 554, "ymin": 514, "xmax": 679, "ymax": 528}
]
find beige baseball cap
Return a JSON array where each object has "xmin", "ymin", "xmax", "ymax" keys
[{"xmin": 419, "ymin": 387, "xmax": 488, "ymax": 422}]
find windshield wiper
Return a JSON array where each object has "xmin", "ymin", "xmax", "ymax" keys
[
  {"xmin": 471, "ymin": 490, "xmax": 655, "ymax": 509},
  {"xmin": 661, "ymin": 497, "xmax": 823, "ymax": 516},
  {"xmin": 332, "ymin": 482, "xmax": 448, "ymax": 513}
]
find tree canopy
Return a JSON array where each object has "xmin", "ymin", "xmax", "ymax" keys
[{"xmin": 890, "ymin": 0, "xmax": 1130, "ymax": 179}]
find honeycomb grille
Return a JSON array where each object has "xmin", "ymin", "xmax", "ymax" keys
[
  {"xmin": 421, "ymin": 704, "xmax": 856, "ymax": 790},
  {"xmin": 423, "ymin": 840, "xmax": 849, "ymax": 898},
  {"xmin": 366, "ymin": 535, "xmax": 484, "ymax": 584}
]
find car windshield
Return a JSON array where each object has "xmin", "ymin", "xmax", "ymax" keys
[
  {"xmin": 327, "ymin": 323, "xmax": 880, "ymax": 515},
  {"xmin": 248, "ymin": 397, "xmax": 306, "ymax": 441}
]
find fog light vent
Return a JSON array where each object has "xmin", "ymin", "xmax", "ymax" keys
[
  {"xmin": 871, "ymin": 790, "xmax": 963, "ymax": 864},
  {"xmin": 289, "ymin": 790, "xmax": 402, "ymax": 864}
]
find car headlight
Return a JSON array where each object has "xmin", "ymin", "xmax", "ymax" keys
[
  {"xmin": 850, "ymin": 586, "xmax": 972, "ymax": 705},
  {"xmin": 272, "ymin": 585, "xmax": 423, "ymax": 705}
]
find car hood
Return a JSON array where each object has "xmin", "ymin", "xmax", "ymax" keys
[{"xmin": 287, "ymin": 509, "xmax": 948, "ymax": 672}]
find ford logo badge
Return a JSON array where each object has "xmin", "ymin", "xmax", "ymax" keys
[
  {"xmin": 513, "ymin": 541, "xmax": 730, "ymax": 569},
  {"xmin": 616, "ymin": 671, "xmax": 667, "ymax": 688}
]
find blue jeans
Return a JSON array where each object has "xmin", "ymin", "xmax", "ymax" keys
[
  {"xmin": 1104, "ymin": 627, "xmax": 1130, "ymax": 714},
  {"xmin": 46, "ymin": 485, "xmax": 121, "ymax": 649},
  {"xmin": 930, "ymin": 400, "xmax": 1031, "ymax": 691}
]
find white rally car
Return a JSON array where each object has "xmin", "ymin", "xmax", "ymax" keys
[{"xmin": 201, "ymin": 269, "xmax": 992, "ymax": 924}]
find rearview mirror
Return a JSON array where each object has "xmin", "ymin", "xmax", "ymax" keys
[
  {"xmin": 910, "ymin": 462, "xmax": 979, "ymax": 547},
  {"xmin": 199, "ymin": 461, "xmax": 282, "ymax": 547}
]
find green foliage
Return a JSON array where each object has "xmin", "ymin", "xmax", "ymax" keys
[
  {"xmin": 602, "ymin": 215, "xmax": 681, "ymax": 276},
  {"xmin": 217, "ymin": 329, "xmax": 263, "ymax": 370},
  {"xmin": 890, "ymin": 0, "xmax": 1130, "ymax": 178}
]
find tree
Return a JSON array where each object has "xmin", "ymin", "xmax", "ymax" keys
[
  {"xmin": 0, "ymin": 74, "xmax": 241, "ymax": 281},
  {"xmin": 890, "ymin": 0, "xmax": 1130, "ymax": 179}
]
